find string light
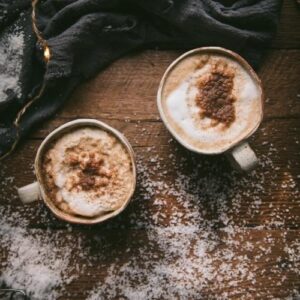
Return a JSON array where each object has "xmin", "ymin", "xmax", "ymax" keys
[{"xmin": 44, "ymin": 46, "xmax": 50, "ymax": 61}]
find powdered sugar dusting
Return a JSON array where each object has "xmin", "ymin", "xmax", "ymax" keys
[
  {"xmin": 0, "ymin": 204, "xmax": 84, "ymax": 300},
  {"xmin": 86, "ymin": 142, "xmax": 299, "ymax": 299},
  {"xmin": 0, "ymin": 124, "xmax": 299, "ymax": 299},
  {"xmin": 0, "ymin": 225, "xmax": 68, "ymax": 299}
]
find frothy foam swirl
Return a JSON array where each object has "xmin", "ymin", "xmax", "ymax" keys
[
  {"xmin": 42, "ymin": 127, "xmax": 134, "ymax": 218},
  {"xmin": 161, "ymin": 54, "xmax": 262, "ymax": 153}
]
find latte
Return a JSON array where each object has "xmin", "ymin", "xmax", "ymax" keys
[
  {"xmin": 159, "ymin": 51, "xmax": 263, "ymax": 153},
  {"xmin": 41, "ymin": 127, "xmax": 134, "ymax": 218}
]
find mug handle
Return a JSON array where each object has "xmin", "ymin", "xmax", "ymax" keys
[
  {"xmin": 18, "ymin": 182, "xmax": 41, "ymax": 204},
  {"xmin": 227, "ymin": 142, "xmax": 258, "ymax": 172}
]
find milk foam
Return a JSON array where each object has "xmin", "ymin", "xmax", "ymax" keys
[
  {"xmin": 60, "ymin": 190, "xmax": 114, "ymax": 216},
  {"xmin": 163, "ymin": 55, "xmax": 262, "ymax": 152}
]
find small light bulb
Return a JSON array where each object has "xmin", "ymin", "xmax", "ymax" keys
[{"xmin": 44, "ymin": 46, "xmax": 50, "ymax": 61}]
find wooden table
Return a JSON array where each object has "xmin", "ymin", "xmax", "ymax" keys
[{"xmin": 0, "ymin": 1, "xmax": 299, "ymax": 299}]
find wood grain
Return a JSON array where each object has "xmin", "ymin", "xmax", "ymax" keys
[
  {"xmin": 272, "ymin": 0, "xmax": 300, "ymax": 49},
  {"xmin": 41, "ymin": 49, "xmax": 300, "ymax": 125},
  {"xmin": 0, "ymin": 1, "xmax": 299, "ymax": 299},
  {"xmin": 1, "ymin": 228, "xmax": 297, "ymax": 300},
  {"xmin": 1, "ymin": 118, "xmax": 299, "ymax": 230}
]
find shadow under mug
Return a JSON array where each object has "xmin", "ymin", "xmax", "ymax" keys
[
  {"xmin": 17, "ymin": 119, "xmax": 137, "ymax": 225},
  {"xmin": 157, "ymin": 47, "xmax": 264, "ymax": 172}
]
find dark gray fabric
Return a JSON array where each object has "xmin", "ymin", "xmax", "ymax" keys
[{"xmin": 0, "ymin": 0, "xmax": 282, "ymax": 158}]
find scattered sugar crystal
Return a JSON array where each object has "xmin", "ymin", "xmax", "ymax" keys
[
  {"xmin": 0, "ymin": 120, "xmax": 299, "ymax": 298},
  {"xmin": 86, "ymin": 141, "xmax": 299, "ymax": 299},
  {"xmin": 0, "ymin": 219, "xmax": 72, "ymax": 299}
]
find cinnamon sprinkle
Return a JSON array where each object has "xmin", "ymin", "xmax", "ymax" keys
[
  {"xmin": 196, "ymin": 65, "xmax": 236, "ymax": 127},
  {"xmin": 63, "ymin": 149, "xmax": 112, "ymax": 192}
]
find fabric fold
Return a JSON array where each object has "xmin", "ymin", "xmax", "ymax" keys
[{"xmin": 0, "ymin": 0, "xmax": 282, "ymax": 158}]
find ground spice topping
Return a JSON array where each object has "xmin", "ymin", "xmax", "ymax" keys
[
  {"xmin": 196, "ymin": 65, "xmax": 236, "ymax": 127},
  {"xmin": 63, "ymin": 149, "xmax": 112, "ymax": 192}
]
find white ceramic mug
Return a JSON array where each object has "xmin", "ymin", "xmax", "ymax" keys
[
  {"xmin": 18, "ymin": 119, "xmax": 137, "ymax": 225},
  {"xmin": 157, "ymin": 47, "xmax": 264, "ymax": 172}
]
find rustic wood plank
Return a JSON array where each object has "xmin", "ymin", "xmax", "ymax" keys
[
  {"xmin": 1, "ymin": 4, "xmax": 300, "ymax": 298},
  {"xmin": 260, "ymin": 50, "xmax": 300, "ymax": 117},
  {"xmin": 47, "ymin": 49, "xmax": 300, "ymax": 123},
  {"xmin": 0, "ymin": 226, "xmax": 299, "ymax": 299},
  {"xmin": 36, "ymin": 229, "xmax": 300, "ymax": 299},
  {"xmin": 272, "ymin": 0, "xmax": 300, "ymax": 49},
  {"xmin": 1, "ymin": 118, "xmax": 299, "ymax": 229}
]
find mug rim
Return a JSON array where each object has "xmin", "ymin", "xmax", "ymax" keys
[
  {"xmin": 34, "ymin": 118, "xmax": 137, "ymax": 225},
  {"xmin": 157, "ymin": 46, "xmax": 264, "ymax": 155}
]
